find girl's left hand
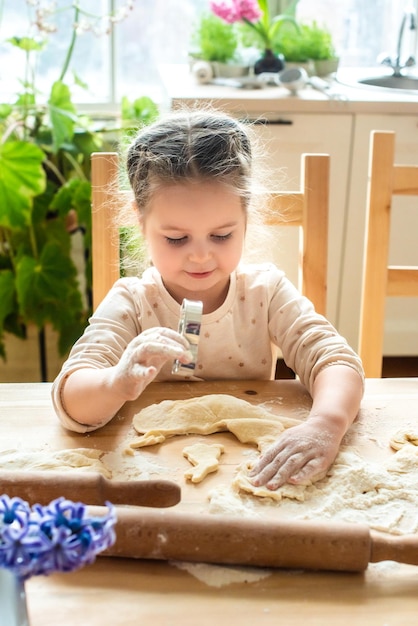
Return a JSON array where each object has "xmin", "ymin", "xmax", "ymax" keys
[{"xmin": 248, "ymin": 420, "xmax": 340, "ymax": 490}]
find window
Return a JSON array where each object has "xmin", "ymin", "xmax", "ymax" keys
[
  {"xmin": 1, "ymin": 0, "xmax": 417, "ymax": 106},
  {"xmin": 296, "ymin": 0, "xmax": 418, "ymax": 67}
]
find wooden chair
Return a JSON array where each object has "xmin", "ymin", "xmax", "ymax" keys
[
  {"xmin": 91, "ymin": 151, "xmax": 330, "ymax": 314},
  {"xmin": 359, "ymin": 130, "xmax": 418, "ymax": 377}
]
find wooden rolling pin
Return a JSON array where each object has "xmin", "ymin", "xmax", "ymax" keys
[
  {"xmin": 90, "ymin": 506, "xmax": 418, "ymax": 572},
  {"xmin": 0, "ymin": 471, "xmax": 181, "ymax": 508}
]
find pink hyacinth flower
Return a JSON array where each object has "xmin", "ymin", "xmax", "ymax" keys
[{"xmin": 210, "ymin": 0, "xmax": 262, "ymax": 25}]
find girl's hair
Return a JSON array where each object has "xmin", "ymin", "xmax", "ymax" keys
[{"xmin": 126, "ymin": 109, "xmax": 253, "ymax": 215}]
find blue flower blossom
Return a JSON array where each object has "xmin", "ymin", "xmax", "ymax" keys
[{"xmin": 0, "ymin": 495, "xmax": 116, "ymax": 581}]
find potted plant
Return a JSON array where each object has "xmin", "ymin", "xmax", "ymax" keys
[
  {"xmin": 272, "ymin": 19, "xmax": 314, "ymax": 74},
  {"xmin": 298, "ymin": 20, "xmax": 339, "ymax": 76},
  {"xmin": 189, "ymin": 12, "xmax": 249, "ymax": 77},
  {"xmin": 0, "ymin": 4, "xmax": 158, "ymax": 381},
  {"xmin": 210, "ymin": 0, "xmax": 300, "ymax": 75}
]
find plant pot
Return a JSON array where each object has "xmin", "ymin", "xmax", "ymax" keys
[
  {"xmin": 254, "ymin": 49, "xmax": 285, "ymax": 75},
  {"xmin": 210, "ymin": 62, "xmax": 250, "ymax": 78},
  {"xmin": 313, "ymin": 58, "xmax": 340, "ymax": 77},
  {"xmin": 0, "ymin": 570, "xmax": 30, "ymax": 626}
]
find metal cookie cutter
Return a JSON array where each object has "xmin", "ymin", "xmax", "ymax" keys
[{"xmin": 172, "ymin": 298, "xmax": 203, "ymax": 375}]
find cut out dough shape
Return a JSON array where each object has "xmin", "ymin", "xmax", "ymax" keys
[
  {"xmin": 131, "ymin": 394, "xmax": 301, "ymax": 450},
  {"xmin": 183, "ymin": 443, "xmax": 225, "ymax": 483}
]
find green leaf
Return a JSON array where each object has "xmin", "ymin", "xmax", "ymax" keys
[
  {"xmin": 121, "ymin": 96, "xmax": 159, "ymax": 127},
  {"xmin": 49, "ymin": 178, "xmax": 91, "ymax": 219},
  {"xmin": 269, "ymin": 15, "xmax": 299, "ymax": 41},
  {"xmin": 47, "ymin": 81, "xmax": 77, "ymax": 152},
  {"xmin": 7, "ymin": 36, "xmax": 46, "ymax": 52},
  {"xmin": 0, "ymin": 142, "xmax": 46, "ymax": 229},
  {"xmin": 14, "ymin": 92, "xmax": 36, "ymax": 108},
  {"xmin": 15, "ymin": 241, "xmax": 80, "ymax": 328},
  {"xmin": 0, "ymin": 104, "xmax": 13, "ymax": 120},
  {"xmin": 72, "ymin": 71, "xmax": 88, "ymax": 91}
]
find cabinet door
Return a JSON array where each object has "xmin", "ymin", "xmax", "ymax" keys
[
  {"xmin": 339, "ymin": 114, "xmax": 418, "ymax": 355},
  {"xmin": 246, "ymin": 113, "xmax": 353, "ymax": 328}
]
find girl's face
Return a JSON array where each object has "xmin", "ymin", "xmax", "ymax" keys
[{"xmin": 141, "ymin": 181, "xmax": 246, "ymax": 312}]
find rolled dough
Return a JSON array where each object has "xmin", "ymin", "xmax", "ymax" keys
[{"xmin": 131, "ymin": 393, "xmax": 300, "ymax": 450}]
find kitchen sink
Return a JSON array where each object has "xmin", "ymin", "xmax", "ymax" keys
[
  {"xmin": 358, "ymin": 75, "xmax": 418, "ymax": 89},
  {"xmin": 336, "ymin": 68, "xmax": 418, "ymax": 92}
]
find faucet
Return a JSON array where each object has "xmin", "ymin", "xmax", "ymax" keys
[{"xmin": 379, "ymin": 5, "xmax": 417, "ymax": 75}]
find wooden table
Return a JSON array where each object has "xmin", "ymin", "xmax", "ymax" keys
[{"xmin": 1, "ymin": 378, "xmax": 418, "ymax": 626}]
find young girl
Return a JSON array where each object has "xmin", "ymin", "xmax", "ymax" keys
[{"xmin": 52, "ymin": 109, "xmax": 364, "ymax": 491}]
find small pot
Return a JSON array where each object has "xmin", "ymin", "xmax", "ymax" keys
[
  {"xmin": 210, "ymin": 62, "xmax": 250, "ymax": 78},
  {"xmin": 254, "ymin": 49, "xmax": 285, "ymax": 75},
  {"xmin": 313, "ymin": 58, "xmax": 340, "ymax": 77}
]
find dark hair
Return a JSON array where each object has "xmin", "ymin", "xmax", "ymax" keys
[{"xmin": 126, "ymin": 109, "xmax": 253, "ymax": 214}]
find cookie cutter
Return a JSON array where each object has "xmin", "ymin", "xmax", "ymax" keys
[{"xmin": 172, "ymin": 298, "xmax": 203, "ymax": 375}]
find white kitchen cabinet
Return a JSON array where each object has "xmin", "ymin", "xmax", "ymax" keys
[
  {"xmin": 338, "ymin": 114, "xmax": 418, "ymax": 355},
  {"xmin": 243, "ymin": 114, "xmax": 353, "ymax": 328}
]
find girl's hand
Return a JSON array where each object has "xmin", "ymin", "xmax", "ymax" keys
[
  {"xmin": 111, "ymin": 327, "xmax": 193, "ymax": 400},
  {"xmin": 248, "ymin": 419, "xmax": 340, "ymax": 490}
]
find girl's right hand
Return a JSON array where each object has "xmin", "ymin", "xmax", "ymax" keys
[{"xmin": 111, "ymin": 327, "xmax": 193, "ymax": 400}]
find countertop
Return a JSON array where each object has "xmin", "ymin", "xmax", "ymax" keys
[{"xmin": 160, "ymin": 64, "xmax": 418, "ymax": 116}]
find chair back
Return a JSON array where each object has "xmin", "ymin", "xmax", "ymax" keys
[
  {"xmin": 91, "ymin": 151, "xmax": 330, "ymax": 314},
  {"xmin": 359, "ymin": 130, "xmax": 418, "ymax": 377}
]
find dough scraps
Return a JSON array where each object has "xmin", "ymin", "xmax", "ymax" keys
[
  {"xmin": 214, "ymin": 447, "xmax": 418, "ymax": 535},
  {"xmin": 0, "ymin": 445, "xmax": 172, "ymax": 483},
  {"xmin": 131, "ymin": 393, "xmax": 300, "ymax": 450},
  {"xmin": 183, "ymin": 443, "xmax": 224, "ymax": 483},
  {"xmin": 389, "ymin": 429, "xmax": 418, "ymax": 450},
  {"xmin": 0, "ymin": 448, "xmax": 112, "ymax": 478},
  {"xmin": 233, "ymin": 460, "xmax": 317, "ymax": 502}
]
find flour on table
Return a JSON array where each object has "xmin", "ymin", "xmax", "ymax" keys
[
  {"xmin": 102, "ymin": 445, "xmax": 168, "ymax": 480},
  {"xmin": 182, "ymin": 442, "xmax": 224, "ymax": 483},
  {"xmin": 212, "ymin": 447, "xmax": 418, "ymax": 535},
  {"xmin": 171, "ymin": 561, "xmax": 272, "ymax": 587},
  {"xmin": 130, "ymin": 393, "xmax": 300, "ymax": 450},
  {"xmin": 207, "ymin": 484, "xmax": 260, "ymax": 517}
]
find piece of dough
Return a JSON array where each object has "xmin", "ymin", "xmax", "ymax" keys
[
  {"xmin": 0, "ymin": 448, "xmax": 112, "ymax": 478},
  {"xmin": 131, "ymin": 394, "xmax": 300, "ymax": 449},
  {"xmin": 183, "ymin": 443, "xmax": 225, "ymax": 483},
  {"xmin": 233, "ymin": 459, "xmax": 322, "ymax": 502},
  {"xmin": 389, "ymin": 429, "xmax": 418, "ymax": 451}
]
